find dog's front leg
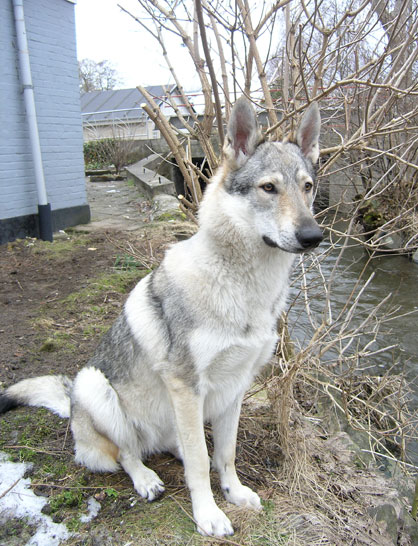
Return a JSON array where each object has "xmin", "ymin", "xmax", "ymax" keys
[
  {"xmin": 212, "ymin": 396, "xmax": 262, "ymax": 510},
  {"xmin": 164, "ymin": 375, "xmax": 234, "ymax": 537}
]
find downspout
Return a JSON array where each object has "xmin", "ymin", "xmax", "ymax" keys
[{"xmin": 12, "ymin": 0, "xmax": 53, "ymax": 242}]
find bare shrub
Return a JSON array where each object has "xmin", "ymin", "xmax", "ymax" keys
[{"xmin": 83, "ymin": 120, "xmax": 138, "ymax": 173}]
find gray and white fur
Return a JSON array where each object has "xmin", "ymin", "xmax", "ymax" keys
[{"xmin": 0, "ymin": 98, "xmax": 322, "ymax": 537}]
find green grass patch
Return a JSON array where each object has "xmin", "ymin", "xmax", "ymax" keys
[
  {"xmin": 61, "ymin": 269, "xmax": 147, "ymax": 310},
  {"xmin": 0, "ymin": 408, "xmax": 64, "ymax": 457},
  {"xmin": 8, "ymin": 408, "xmax": 58, "ymax": 446},
  {"xmin": 109, "ymin": 497, "xmax": 196, "ymax": 544},
  {"xmin": 17, "ymin": 447, "xmax": 38, "ymax": 463},
  {"xmin": 248, "ymin": 513, "xmax": 294, "ymax": 545},
  {"xmin": 114, "ymin": 253, "xmax": 148, "ymax": 272},
  {"xmin": 25, "ymin": 233, "xmax": 92, "ymax": 259},
  {"xmin": 104, "ymin": 487, "xmax": 119, "ymax": 499},
  {"xmin": 33, "ymin": 268, "xmax": 149, "ymax": 349},
  {"xmin": 50, "ymin": 490, "xmax": 83, "ymax": 512}
]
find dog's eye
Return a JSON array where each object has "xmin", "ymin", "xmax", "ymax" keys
[
  {"xmin": 304, "ymin": 181, "xmax": 313, "ymax": 192},
  {"xmin": 261, "ymin": 183, "xmax": 276, "ymax": 193}
]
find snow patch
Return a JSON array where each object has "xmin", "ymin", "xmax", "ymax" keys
[
  {"xmin": 79, "ymin": 496, "xmax": 101, "ymax": 523},
  {"xmin": 0, "ymin": 452, "xmax": 70, "ymax": 545}
]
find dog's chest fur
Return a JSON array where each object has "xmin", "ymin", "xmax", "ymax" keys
[{"xmin": 124, "ymin": 230, "xmax": 294, "ymax": 422}]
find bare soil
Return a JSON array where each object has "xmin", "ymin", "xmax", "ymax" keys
[{"xmin": 0, "ymin": 231, "xmax": 121, "ymax": 385}]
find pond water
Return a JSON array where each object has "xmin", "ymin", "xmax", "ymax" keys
[{"xmin": 287, "ymin": 239, "xmax": 418, "ymax": 466}]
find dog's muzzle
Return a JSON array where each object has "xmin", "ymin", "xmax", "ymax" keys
[{"xmin": 262, "ymin": 220, "xmax": 323, "ymax": 252}]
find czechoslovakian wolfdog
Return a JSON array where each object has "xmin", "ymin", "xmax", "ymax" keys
[{"xmin": 0, "ymin": 98, "xmax": 322, "ymax": 537}]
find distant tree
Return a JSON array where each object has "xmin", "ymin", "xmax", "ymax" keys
[{"xmin": 78, "ymin": 58, "xmax": 122, "ymax": 92}]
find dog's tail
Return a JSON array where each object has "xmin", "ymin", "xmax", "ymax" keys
[{"xmin": 0, "ymin": 375, "xmax": 72, "ymax": 418}]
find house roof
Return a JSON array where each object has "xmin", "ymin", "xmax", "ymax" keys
[{"xmin": 80, "ymin": 85, "xmax": 175, "ymax": 124}]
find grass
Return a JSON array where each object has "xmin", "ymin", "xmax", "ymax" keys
[
  {"xmin": 1, "ymin": 366, "xmax": 414, "ymax": 545},
  {"xmin": 33, "ymin": 267, "xmax": 149, "ymax": 353},
  {"xmin": 114, "ymin": 253, "xmax": 147, "ymax": 271},
  {"xmin": 0, "ymin": 402, "xmax": 296, "ymax": 545},
  {"xmin": 61, "ymin": 269, "xmax": 146, "ymax": 307},
  {"xmin": 23, "ymin": 233, "xmax": 93, "ymax": 260}
]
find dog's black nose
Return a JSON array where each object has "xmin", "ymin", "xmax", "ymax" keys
[{"xmin": 296, "ymin": 223, "xmax": 323, "ymax": 249}]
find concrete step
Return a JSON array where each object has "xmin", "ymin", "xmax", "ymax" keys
[{"xmin": 125, "ymin": 155, "xmax": 175, "ymax": 199}]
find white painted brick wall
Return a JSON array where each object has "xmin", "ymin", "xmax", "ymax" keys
[{"xmin": 0, "ymin": 0, "xmax": 87, "ymax": 221}]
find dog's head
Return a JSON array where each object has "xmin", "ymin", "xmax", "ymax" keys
[{"xmin": 221, "ymin": 97, "xmax": 323, "ymax": 254}]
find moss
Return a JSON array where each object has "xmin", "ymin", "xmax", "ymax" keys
[
  {"xmin": 17, "ymin": 447, "xmax": 38, "ymax": 463},
  {"xmin": 67, "ymin": 517, "xmax": 82, "ymax": 532},
  {"xmin": 363, "ymin": 211, "xmax": 383, "ymax": 228},
  {"xmin": 82, "ymin": 324, "xmax": 109, "ymax": 338},
  {"xmin": 3, "ymin": 412, "xmax": 53, "ymax": 451},
  {"xmin": 156, "ymin": 211, "xmax": 186, "ymax": 222},
  {"xmin": 39, "ymin": 333, "xmax": 76, "ymax": 354},
  {"xmin": 50, "ymin": 490, "xmax": 83, "ymax": 512},
  {"xmin": 40, "ymin": 338, "xmax": 59, "ymax": 352},
  {"xmin": 41, "ymin": 459, "xmax": 71, "ymax": 480}
]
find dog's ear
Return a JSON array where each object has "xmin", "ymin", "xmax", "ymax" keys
[
  {"xmin": 296, "ymin": 102, "xmax": 320, "ymax": 164},
  {"xmin": 224, "ymin": 97, "xmax": 261, "ymax": 168}
]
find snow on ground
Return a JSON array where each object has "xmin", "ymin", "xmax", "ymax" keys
[
  {"xmin": 80, "ymin": 496, "xmax": 101, "ymax": 523},
  {"xmin": 0, "ymin": 452, "xmax": 70, "ymax": 545}
]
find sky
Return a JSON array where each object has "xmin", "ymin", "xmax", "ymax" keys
[
  {"xmin": 74, "ymin": 0, "xmax": 286, "ymax": 96},
  {"xmin": 75, "ymin": 0, "xmax": 201, "ymax": 90}
]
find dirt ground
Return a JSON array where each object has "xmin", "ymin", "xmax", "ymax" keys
[
  {"xmin": 1, "ymin": 231, "xmax": 121, "ymax": 385},
  {"xmin": 0, "ymin": 179, "xmax": 416, "ymax": 545}
]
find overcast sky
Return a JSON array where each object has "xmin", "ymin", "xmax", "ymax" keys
[{"xmin": 75, "ymin": 0, "xmax": 201, "ymax": 90}]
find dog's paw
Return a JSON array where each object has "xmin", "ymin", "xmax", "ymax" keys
[
  {"xmin": 223, "ymin": 484, "xmax": 262, "ymax": 510},
  {"xmin": 194, "ymin": 504, "xmax": 234, "ymax": 537},
  {"xmin": 133, "ymin": 468, "xmax": 165, "ymax": 502}
]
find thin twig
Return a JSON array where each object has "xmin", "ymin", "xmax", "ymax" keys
[{"xmin": 0, "ymin": 478, "xmax": 21, "ymax": 499}]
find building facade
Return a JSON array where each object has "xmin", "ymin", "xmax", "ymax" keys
[{"xmin": 0, "ymin": 0, "xmax": 89, "ymax": 244}]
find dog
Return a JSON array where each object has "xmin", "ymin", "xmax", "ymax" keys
[{"xmin": 0, "ymin": 97, "xmax": 322, "ymax": 537}]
